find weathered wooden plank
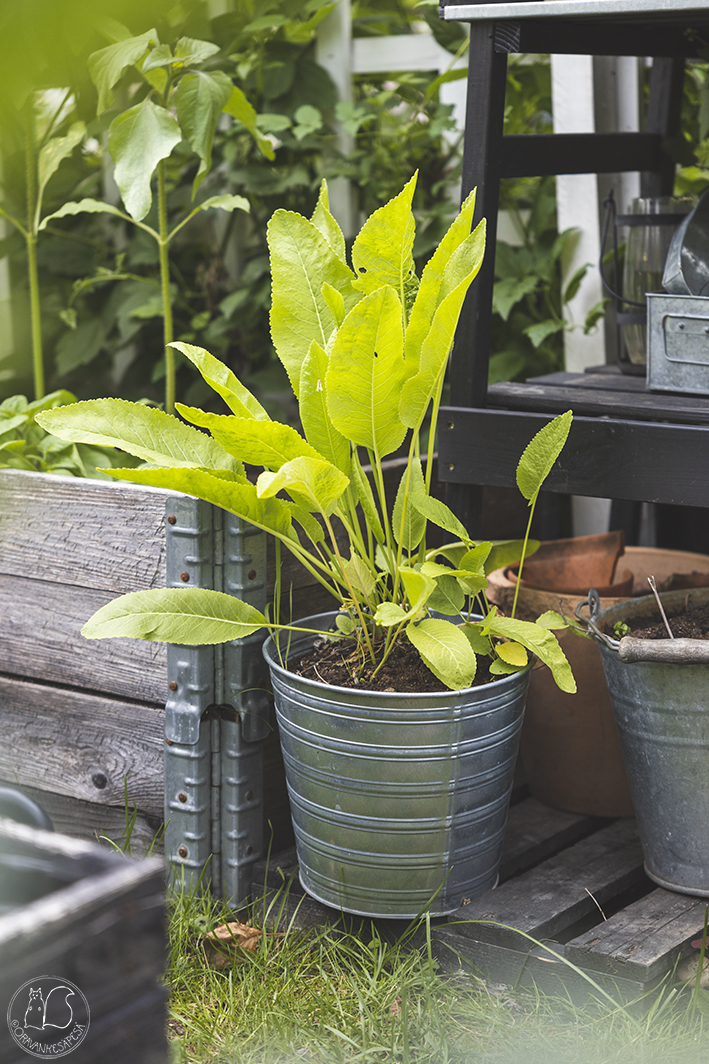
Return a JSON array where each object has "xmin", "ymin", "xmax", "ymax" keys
[
  {"xmin": 1, "ymin": 574, "xmax": 167, "ymax": 702},
  {"xmin": 439, "ymin": 407, "xmax": 709, "ymax": 508},
  {"xmin": 0, "ymin": 779, "xmax": 164, "ymax": 857},
  {"xmin": 498, "ymin": 798, "xmax": 607, "ymax": 883},
  {"xmin": 488, "ymin": 377, "xmax": 709, "ymax": 426},
  {"xmin": 0, "ymin": 469, "xmax": 171, "ymax": 592},
  {"xmin": 448, "ymin": 819, "xmax": 646, "ymax": 950},
  {"xmin": 433, "ymin": 926, "xmax": 650, "ymax": 1003},
  {"xmin": 0, "ymin": 675, "xmax": 164, "ymax": 817},
  {"xmin": 565, "ymin": 887, "xmax": 709, "ymax": 982}
]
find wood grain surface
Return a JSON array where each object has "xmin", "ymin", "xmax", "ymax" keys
[{"xmin": 0, "ymin": 675, "xmax": 164, "ymax": 817}]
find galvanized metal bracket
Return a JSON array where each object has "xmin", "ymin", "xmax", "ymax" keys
[{"xmin": 164, "ymin": 495, "xmax": 270, "ymax": 906}]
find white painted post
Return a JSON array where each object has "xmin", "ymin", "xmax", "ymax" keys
[{"xmin": 315, "ymin": 0, "xmax": 357, "ymax": 236}]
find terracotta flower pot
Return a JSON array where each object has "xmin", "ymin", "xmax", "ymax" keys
[{"xmin": 487, "ymin": 541, "xmax": 709, "ymax": 818}]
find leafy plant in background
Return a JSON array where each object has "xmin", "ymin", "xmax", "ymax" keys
[
  {"xmin": 0, "ymin": 390, "xmax": 137, "ymax": 478},
  {"xmin": 39, "ymin": 176, "xmax": 575, "ymax": 694},
  {"xmin": 490, "ymin": 177, "xmax": 589, "ymax": 384},
  {"xmin": 0, "ymin": 94, "xmax": 87, "ymax": 400},
  {"xmin": 40, "ymin": 25, "xmax": 272, "ymax": 414}
]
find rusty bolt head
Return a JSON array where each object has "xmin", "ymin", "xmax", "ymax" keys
[
  {"xmin": 169, "ymin": 681, "xmax": 178, "ymax": 691},
  {"xmin": 178, "ymin": 846, "xmax": 188, "ymax": 858},
  {"xmin": 180, "ymin": 571, "xmax": 190, "ymax": 582},
  {"xmin": 248, "ymin": 569, "xmax": 257, "ymax": 580},
  {"xmin": 245, "ymin": 790, "xmax": 253, "ymax": 802},
  {"xmin": 178, "ymin": 792, "xmax": 187, "ymax": 803},
  {"xmin": 165, "ymin": 738, "xmax": 173, "ymax": 746},
  {"xmin": 167, "ymin": 515, "xmax": 177, "ymax": 525}
]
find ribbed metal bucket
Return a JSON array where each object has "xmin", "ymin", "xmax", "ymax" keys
[
  {"xmin": 586, "ymin": 588, "xmax": 709, "ymax": 897},
  {"xmin": 263, "ymin": 612, "xmax": 530, "ymax": 918}
]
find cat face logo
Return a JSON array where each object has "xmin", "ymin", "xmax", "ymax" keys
[{"xmin": 7, "ymin": 976, "xmax": 89, "ymax": 1058}]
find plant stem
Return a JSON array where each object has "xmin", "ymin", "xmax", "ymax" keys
[
  {"xmin": 511, "ymin": 496, "xmax": 536, "ymax": 619},
  {"xmin": 157, "ymin": 160, "xmax": 175, "ymax": 413},
  {"xmin": 24, "ymin": 101, "xmax": 44, "ymax": 401}
]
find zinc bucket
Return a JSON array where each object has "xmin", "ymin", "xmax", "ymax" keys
[
  {"xmin": 585, "ymin": 588, "xmax": 709, "ymax": 897},
  {"xmin": 263, "ymin": 613, "xmax": 530, "ymax": 918}
]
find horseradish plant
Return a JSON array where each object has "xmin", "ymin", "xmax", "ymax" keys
[{"xmin": 39, "ymin": 175, "xmax": 575, "ymax": 693}]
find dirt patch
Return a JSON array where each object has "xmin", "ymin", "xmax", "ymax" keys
[
  {"xmin": 630, "ymin": 603, "xmax": 709, "ymax": 641},
  {"xmin": 291, "ymin": 632, "xmax": 494, "ymax": 693}
]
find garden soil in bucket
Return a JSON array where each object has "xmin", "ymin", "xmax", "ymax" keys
[
  {"xmin": 263, "ymin": 613, "xmax": 530, "ymax": 919},
  {"xmin": 487, "ymin": 540, "xmax": 709, "ymax": 818},
  {"xmin": 588, "ymin": 587, "xmax": 709, "ymax": 897}
]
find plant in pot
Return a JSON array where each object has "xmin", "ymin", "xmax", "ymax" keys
[
  {"xmin": 584, "ymin": 585, "xmax": 709, "ymax": 899},
  {"xmin": 38, "ymin": 175, "xmax": 575, "ymax": 918}
]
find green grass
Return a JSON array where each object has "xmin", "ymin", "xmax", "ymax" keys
[{"xmin": 165, "ymin": 881, "xmax": 709, "ymax": 1064}]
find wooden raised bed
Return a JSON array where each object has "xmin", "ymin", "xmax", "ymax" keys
[
  {"xmin": 0, "ymin": 468, "xmax": 307, "ymax": 862},
  {"xmin": 0, "ymin": 817, "xmax": 165, "ymax": 1064}
]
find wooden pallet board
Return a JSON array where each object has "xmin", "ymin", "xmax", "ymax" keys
[{"xmin": 250, "ymin": 798, "xmax": 709, "ymax": 1002}]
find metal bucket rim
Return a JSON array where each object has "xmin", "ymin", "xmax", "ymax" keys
[
  {"xmin": 262, "ymin": 610, "xmax": 532, "ymax": 700},
  {"xmin": 583, "ymin": 586, "xmax": 709, "ymax": 660}
]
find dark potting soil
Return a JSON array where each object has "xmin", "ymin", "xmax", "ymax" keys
[
  {"xmin": 630, "ymin": 603, "xmax": 709, "ymax": 641},
  {"xmin": 291, "ymin": 634, "xmax": 495, "ymax": 693}
]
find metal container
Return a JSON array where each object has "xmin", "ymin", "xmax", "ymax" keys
[
  {"xmin": 585, "ymin": 588, "xmax": 709, "ymax": 897},
  {"xmin": 263, "ymin": 613, "xmax": 530, "ymax": 918},
  {"xmin": 648, "ymin": 292, "xmax": 709, "ymax": 395}
]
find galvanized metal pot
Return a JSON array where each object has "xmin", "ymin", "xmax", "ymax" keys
[
  {"xmin": 263, "ymin": 612, "xmax": 530, "ymax": 918},
  {"xmin": 585, "ymin": 588, "xmax": 709, "ymax": 898}
]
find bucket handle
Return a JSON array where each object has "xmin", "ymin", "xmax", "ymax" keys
[{"xmin": 575, "ymin": 589, "xmax": 621, "ymax": 650}]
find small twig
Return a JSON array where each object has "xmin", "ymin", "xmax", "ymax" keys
[
  {"xmin": 584, "ymin": 887, "xmax": 607, "ymax": 921},
  {"xmin": 648, "ymin": 575, "xmax": 675, "ymax": 639}
]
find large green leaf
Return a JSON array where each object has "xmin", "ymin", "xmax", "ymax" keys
[
  {"xmin": 176, "ymin": 406, "xmax": 321, "ymax": 470},
  {"xmin": 109, "ymin": 98, "xmax": 182, "ymax": 221},
  {"xmin": 310, "ymin": 180, "xmax": 346, "ymax": 262},
  {"xmin": 268, "ymin": 210, "xmax": 358, "ymax": 395},
  {"xmin": 171, "ymin": 343, "xmax": 267, "ymax": 419},
  {"xmin": 427, "ymin": 574, "xmax": 465, "ymax": 616},
  {"xmin": 82, "ymin": 588, "xmax": 266, "ymax": 644},
  {"xmin": 399, "ymin": 225, "xmax": 486, "ymax": 429},
  {"xmin": 257, "ymin": 456, "xmax": 349, "ymax": 515},
  {"xmin": 175, "ymin": 70, "xmax": 234, "ymax": 197},
  {"xmin": 408, "ymin": 492, "xmax": 470, "ymax": 544},
  {"xmin": 39, "ymin": 198, "xmax": 129, "ymax": 231},
  {"xmin": 392, "ymin": 459, "xmax": 426, "ymax": 552},
  {"xmin": 89, "ymin": 29, "xmax": 159, "ymax": 114},
  {"xmin": 406, "ymin": 618, "xmax": 477, "ymax": 690},
  {"xmin": 103, "ymin": 466, "xmax": 295, "ymax": 541},
  {"xmin": 224, "ymin": 85, "xmax": 275, "ymax": 160},
  {"xmin": 351, "ymin": 174, "xmax": 417, "ymax": 305},
  {"xmin": 37, "ymin": 122, "xmax": 86, "ymax": 204},
  {"xmin": 174, "ymin": 36, "xmax": 221, "ymax": 65},
  {"xmin": 516, "ymin": 410, "xmax": 573, "ymax": 504},
  {"xmin": 399, "ymin": 567, "xmax": 435, "ymax": 615},
  {"xmin": 299, "ymin": 341, "xmax": 350, "ymax": 473},
  {"xmin": 326, "ymin": 286, "xmax": 408, "ymax": 457},
  {"xmin": 197, "ymin": 194, "xmax": 250, "ymax": 214},
  {"xmin": 405, "ymin": 187, "xmax": 477, "ymax": 371},
  {"xmin": 487, "ymin": 614, "xmax": 575, "ymax": 693},
  {"xmin": 36, "ymin": 399, "xmax": 239, "ymax": 472}
]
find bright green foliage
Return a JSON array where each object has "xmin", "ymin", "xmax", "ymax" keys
[
  {"xmin": 0, "ymin": 391, "xmax": 135, "ymax": 479},
  {"xmin": 82, "ymin": 588, "xmax": 266, "ymax": 644},
  {"xmin": 44, "ymin": 178, "xmax": 575, "ymax": 694},
  {"xmin": 516, "ymin": 408, "xmax": 573, "ymax": 504}
]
